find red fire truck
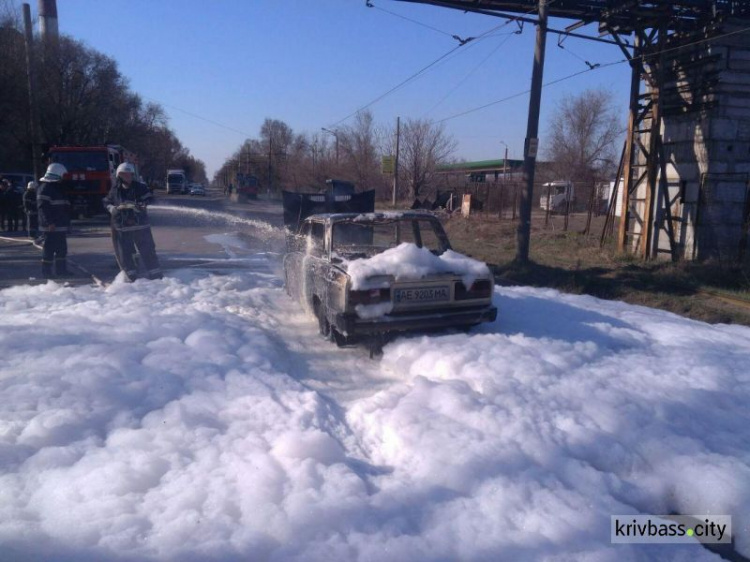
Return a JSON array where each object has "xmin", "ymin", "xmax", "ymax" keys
[
  {"xmin": 236, "ymin": 172, "xmax": 259, "ymax": 199},
  {"xmin": 48, "ymin": 145, "xmax": 138, "ymax": 216}
]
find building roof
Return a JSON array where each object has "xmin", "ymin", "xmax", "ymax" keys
[{"xmin": 438, "ymin": 159, "xmax": 525, "ymax": 173}]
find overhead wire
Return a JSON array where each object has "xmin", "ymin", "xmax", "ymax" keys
[
  {"xmin": 366, "ymin": 1, "xmax": 469, "ymax": 42},
  {"xmin": 423, "ymin": 31, "xmax": 518, "ymax": 116},
  {"xmin": 432, "ymin": 21, "xmax": 750, "ymax": 125},
  {"xmin": 327, "ymin": 1, "xmax": 547, "ymax": 128},
  {"xmin": 432, "ymin": 60, "xmax": 622, "ymax": 125},
  {"xmin": 557, "ymin": 42, "xmax": 600, "ymax": 69},
  {"xmin": 142, "ymin": 95, "xmax": 254, "ymax": 138},
  {"xmin": 138, "ymin": 8, "xmax": 750, "ymax": 147}
]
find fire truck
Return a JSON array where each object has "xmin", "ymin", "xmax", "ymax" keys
[
  {"xmin": 236, "ymin": 172, "xmax": 259, "ymax": 199},
  {"xmin": 48, "ymin": 145, "xmax": 138, "ymax": 216}
]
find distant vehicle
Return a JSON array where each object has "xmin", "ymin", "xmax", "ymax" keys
[
  {"xmin": 49, "ymin": 144, "xmax": 137, "ymax": 216},
  {"xmin": 189, "ymin": 183, "xmax": 206, "ymax": 196},
  {"xmin": 0, "ymin": 172, "xmax": 34, "ymax": 191},
  {"xmin": 540, "ymin": 180, "xmax": 575, "ymax": 212},
  {"xmin": 166, "ymin": 169, "xmax": 188, "ymax": 194},
  {"xmin": 282, "ymin": 191, "xmax": 496, "ymax": 349},
  {"xmin": 236, "ymin": 173, "xmax": 259, "ymax": 199}
]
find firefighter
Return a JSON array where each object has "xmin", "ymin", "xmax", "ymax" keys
[
  {"xmin": 0, "ymin": 179, "xmax": 8, "ymax": 231},
  {"xmin": 37, "ymin": 163, "xmax": 71, "ymax": 278},
  {"xmin": 4, "ymin": 180, "xmax": 22, "ymax": 232},
  {"xmin": 103, "ymin": 162, "xmax": 163, "ymax": 282},
  {"xmin": 24, "ymin": 181, "xmax": 39, "ymax": 239}
]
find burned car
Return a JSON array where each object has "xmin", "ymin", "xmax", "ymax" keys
[{"xmin": 283, "ymin": 206, "xmax": 497, "ymax": 347}]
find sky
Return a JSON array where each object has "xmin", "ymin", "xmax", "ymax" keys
[
  {"xmin": 0, "ymin": 217, "xmax": 748, "ymax": 560},
  {"xmin": 22, "ymin": 0, "xmax": 632, "ymax": 178}
]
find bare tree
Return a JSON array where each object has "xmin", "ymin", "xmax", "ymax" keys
[
  {"xmin": 398, "ymin": 118, "xmax": 457, "ymax": 200},
  {"xmin": 260, "ymin": 118, "xmax": 293, "ymax": 192},
  {"xmin": 0, "ymin": 12, "xmax": 28, "ymax": 170},
  {"xmin": 545, "ymin": 88, "xmax": 621, "ymax": 182},
  {"xmin": 339, "ymin": 110, "xmax": 381, "ymax": 191}
]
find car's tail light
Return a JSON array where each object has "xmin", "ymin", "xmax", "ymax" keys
[
  {"xmin": 349, "ymin": 288, "xmax": 391, "ymax": 306},
  {"xmin": 455, "ymin": 279, "xmax": 492, "ymax": 300}
]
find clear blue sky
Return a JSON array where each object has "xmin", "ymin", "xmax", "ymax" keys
[{"xmin": 28, "ymin": 0, "xmax": 631, "ymax": 177}]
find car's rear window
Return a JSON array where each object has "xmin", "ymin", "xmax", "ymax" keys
[{"xmin": 332, "ymin": 218, "xmax": 447, "ymax": 258}]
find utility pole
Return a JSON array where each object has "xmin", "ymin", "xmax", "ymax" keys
[
  {"xmin": 500, "ymin": 141, "xmax": 509, "ymax": 180},
  {"xmin": 393, "ymin": 116, "xmax": 400, "ymax": 207},
  {"xmin": 267, "ymin": 133, "xmax": 273, "ymax": 194},
  {"xmin": 321, "ymin": 128, "xmax": 339, "ymax": 166},
  {"xmin": 312, "ymin": 140, "xmax": 318, "ymax": 177},
  {"xmin": 23, "ymin": 3, "xmax": 43, "ymax": 179},
  {"xmin": 516, "ymin": 0, "xmax": 548, "ymax": 264}
]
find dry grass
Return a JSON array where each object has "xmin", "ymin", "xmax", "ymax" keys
[{"xmin": 441, "ymin": 210, "xmax": 750, "ymax": 326}]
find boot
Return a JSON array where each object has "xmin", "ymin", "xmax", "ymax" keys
[
  {"xmin": 55, "ymin": 258, "xmax": 70, "ymax": 277},
  {"xmin": 42, "ymin": 260, "xmax": 54, "ymax": 279}
]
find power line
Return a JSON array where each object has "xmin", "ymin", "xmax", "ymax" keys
[
  {"xmin": 556, "ymin": 42, "xmax": 600, "ymax": 70},
  {"xmin": 432, "ymin": 22, "xmax": 750, "ymax": 125},
  {"xmin": 142, "ymin": 15, "xmax": 750, "ymax": 155},
  {"xmin": 366, "ymin": 1, "xmax": 469, "ymax": 42},
  {"xmin": 328, "ymin": 43, "xmax": 466, "ymax": 127},
  {"xmin": 328, "ymin": 2, "xmax": 544, "ymax": 128},
  {"xmin": 423, "ymin": 32, "xmax": 517, "ymax": 116},
  {"xmin": 142, "ymin": 95, "xmax": 253, "ymax": 139},
  {"xmin": 432, "ymin": 61, "xmax": 623, "ymax": 124}
]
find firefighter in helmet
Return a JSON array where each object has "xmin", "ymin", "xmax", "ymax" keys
[
  {"xmin": 24, "ymin": 180, "xmax": 39, "ymax": 239},
  {"xmin": 103, "ymin": 162, "xmax": 163, "ymax": 282},
  {"xmin": 37, "ymin": 162, "xmax": 71, "ymax": 278}
]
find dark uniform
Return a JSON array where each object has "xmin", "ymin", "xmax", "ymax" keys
[
  {"xmin": 103, "ymin": 179, "xmax": 162, "ymax": 281},
  {"xmin": 5, "ymin": 185, "xmax": 22, "ymax": 232},
  {"xmin": 37, "ymin": 177, "xmax": 71, "ymax": 278},
  {"xmin": 23, "ymin": 184, "xmax": 39, "ymax": 238},
  {"xmin": 0, "ymin": 180, "xmax": 8, "ymax": 231}
]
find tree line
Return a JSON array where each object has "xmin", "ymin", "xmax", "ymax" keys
[
  {"xmin": 216, "ymin": 90, "xmax": 620, "ymax": 204},
  {"xmin": 214, "ymin": 111, "xmax": 458, "ymax": 202},
  {"xmin": 0, "ymin": 4, "xmax": 207, "ymax": 185},
  {"xmin": 2, "ymin": 2, "xmax": 621, "ymax": 201}
]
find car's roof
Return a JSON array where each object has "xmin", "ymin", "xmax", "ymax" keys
[{"xmin": 306, "ymin": 211, "xmax": 438, "ymax": 223}]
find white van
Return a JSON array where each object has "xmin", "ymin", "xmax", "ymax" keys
[{"xmin": 540, "ymin": 180, "xmax": 575, "ymax": 212}]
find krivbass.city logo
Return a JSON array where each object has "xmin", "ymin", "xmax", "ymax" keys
[{"xmin": 611, "ymin": 515, "xmax": 732, "ymax": 544}]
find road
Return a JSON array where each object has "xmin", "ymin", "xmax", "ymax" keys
[{"xmin": 0, "ymin": 191, "xmax": 287, "ymax": 288}]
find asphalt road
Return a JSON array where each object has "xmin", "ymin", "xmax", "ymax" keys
[{"xmin": 0, "ymin": 192, "xmax": 286, "ymax": 289}]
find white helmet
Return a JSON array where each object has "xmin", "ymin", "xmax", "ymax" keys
[
  {"xmin": 40, "ymin": 162, "xmax": 67, "ymax": 182},
  {"xmin": 27, "ymin": 180, "xmax": 37, "ymax": 190},
  {"xmin": 116, "ymin": 162, "xmax": 136, "ymax": 177}
]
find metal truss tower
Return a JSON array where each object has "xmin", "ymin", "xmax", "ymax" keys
[{"xmin": 393, "ymin": 0, "xmax": 750, "ymax": 261}]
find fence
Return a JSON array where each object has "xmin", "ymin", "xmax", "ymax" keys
[{"xmin": 430, "ymin": 179, "xmax": 607, "ymax": 230}]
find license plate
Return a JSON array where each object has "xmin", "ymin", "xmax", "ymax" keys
[{"xmin": 394, "ymin": 286, "xmax": 450, "ymax": 304}]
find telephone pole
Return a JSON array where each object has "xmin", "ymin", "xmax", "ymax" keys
[
  {"xmin": 23, "ymin": 3, "xmax": 43, "ymax": 179},
  {"xmin": 516, "ymin": 0, "xmax": 548, "ymax": 264},
  {"xmin": 500, "ymin": 141, "xmax": 509, "ymax": 180},
  {"xmin": 392, "ymin": 116, "xmax": 400, "ymax": 207},
  {"xmin": 321, "ymin": 128, "xmax": 339, "ymax": 166}
]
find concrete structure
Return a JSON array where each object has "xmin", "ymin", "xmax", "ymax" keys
[
  {"xmin": 634, "ymin": 21, "xmax": 750, "ymax": 261},
  {"xmin": 38, "ymin": 0, "xmax": 58, "ymax": 43}
]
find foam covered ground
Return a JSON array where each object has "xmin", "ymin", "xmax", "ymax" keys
[{"xmin": 0, "ymin": 258, "xmax": 748, "ymax": 561}]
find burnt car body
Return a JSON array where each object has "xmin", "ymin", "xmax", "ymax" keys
[{"xmin": 283, "ymin": 210, "xmax": 497, "ymax": 345}]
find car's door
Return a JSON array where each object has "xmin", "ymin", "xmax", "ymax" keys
[{"xmin": 283, "ymin": 221, "xmax": 311, "ymax": 302}]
